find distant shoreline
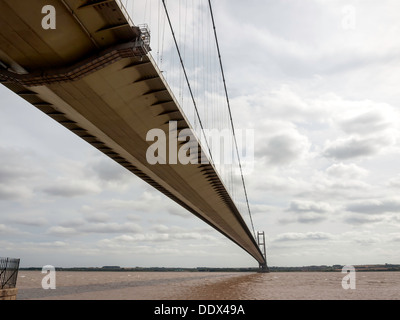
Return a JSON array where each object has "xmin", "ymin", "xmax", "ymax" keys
[{"xmin": 19, "ymin": 264, "xmax": 400, "ymax": 273}]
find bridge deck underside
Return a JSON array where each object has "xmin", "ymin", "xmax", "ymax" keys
[{"xmin": 0, "ymin": 0, "xmax": 265, "ymax": 264}]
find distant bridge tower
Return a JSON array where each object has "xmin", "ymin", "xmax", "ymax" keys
[{"xmin": 257, "ymin": 232, "xmax": 269, "ymax": 273}]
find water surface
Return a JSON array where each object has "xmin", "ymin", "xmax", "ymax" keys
[{"xmin": 16, "ymin": 271, "xmax": 400, "ymax": 300}]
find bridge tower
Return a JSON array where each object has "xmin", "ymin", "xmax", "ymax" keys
[{"xmin": 257, "ymin": 231, "xmax": 269, "ymax": 273}]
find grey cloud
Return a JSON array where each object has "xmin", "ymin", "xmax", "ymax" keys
[
  {"xmin": 152, "ymin": 225, "xmax": 184, "ymax": 234},
  {"xmin": 289, "ymin": 200, "xmax": 333, "ymax": 214},
  {"xmin": 388, "ymin": 176, "xmax": 400, "ymax": 188},
  {"xmin": 102, "ymin": 192, "xmax": 190, "ymax": 218},
  {"xmin": 81, "ymin": 222, "xmax": 142, "ymax": 234},
  {"xmin": 101, "ymin": 230, "xmax": 217, "ymax": 244},
  {"xmin": 83, "ymin": 212, "xmax": 110, "ymax": 224},
  {"xmin": 152, "ymin": 225, "xmax": 213, "ymax": 236},
  {"xmin": 297, "ymin": 213, "xmax": 326, "ymax": 224},
  {"xmin": 346, "ymin": 199, "xmax": 400, "ymax": 215},
  {"xmin": 248, "ymin": 203, "xmax": 275, "ymax": 215},
  {"xmin": 47, "ymin": 222, "xmax": 142, "ymax": 236},
  {"xmin": 285, "ymin": 200, "xmax": 334, "ymax": 224},
  {"xmin": 0, "ymin": 147, "xmax": 40, "ymax": 200},
  {"xmin": 0, "ymin": 166, "xmax": 35, "ymax": 183},
  {"xmin": 354, "ymin": 237, "xmax": 380, "ymax": 246},
  {"xmin": 8, "ymin": 216, "xmax": 48, "ymax": 227},
  {"xmin": 46, "ymin": 226, "xmax": 78, "ymax": 236},
  {"xmin": 60, "ymin": 212, "xmax": 110, "ymax": 226},
  {"xmin": 90, "ymin": 158, "xmax": 132, "ymax": 184},
  {"xmin": 126, "ymin": 214, "xmax": 141, "ymax": 222},
  {"xmin": 0, "ymin": 184, "xmax": 32, "ymax": 200},
  {"xmin": 172, "ymin": 233, "xmax": 216, "ymax": 241},
  {"xmin": 391, "ymin": 235, "xmax": 400, "ymax": 242},
  {"xmin": 326, "ymin": 163, "xmax": 368, "ymax": 179},
  {"xmin": 339, "ymin": 111, "xmax": 392, "ymax": 135},
  {"xmin": 266, "ymin": 135, "xmax": 300, "ymax": 164},
  {"xmin": 0, "ymin": 224, "xmax": 21, "ymax": 235},
  {"xmin": 42, "ymin": 180, "xmax": 101, "ymax": 197},
  {"xmin": 256, "ymin": 132, "xmax": 310, "ymax": 165},
  {"xmin": 0, "ymin": 147, "xmax": 41, "ymax": 182},
  {"xmin": 217, "ymin": 0, "xmax": 400, "ymax": 88},
  {"xmin": 324, "ymin": 104, "xmax": 399, "ymax": 160},
  {"xmin": 60, "ymin": 219, "xmax": 86, "ymax": 228},
  {"xmin": 166, "ymin": 206, "xmax": 191, "ymax": 218},
  {"xmin": 344, "ymin": 215, "xmax": 382, "ymax": 225},
  {"xmin": 323, "ymin": 136, "xmax": 387, "ymax": 160},
  {"xmin": 274, "ymin": 232, "xmax": 332, "ymax": 242}
]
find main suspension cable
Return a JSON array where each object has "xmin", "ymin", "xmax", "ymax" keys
[
  {"xmin": 207, "ymin": 0, "xmax": 256, "ymax": 238},
  {"xmin": 161, "ymin": 0, "xmax": 214, "ymax": 164}
]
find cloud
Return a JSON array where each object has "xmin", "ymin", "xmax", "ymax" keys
[
  {"xmin": 0, "ymin": 184, "xmax": 33, "ymax": 200},
  {"xmin": 390, "ymin": 234, "xmax": 400, "ymax": 242},
  {"xmin": 322, "ymin": 135, "xmax": 390, "ymax": 160},
  {"xmin": 0, "ymin": 147, "xmax": 42, "ymax": 181},
  {"xmin": 343, "ymin": 215, "xmax": 383, "ymax": 226},
  {"xmin": 274, "ymin": 232, "xmax": 333, "ymax": 242},
  {"xmin": 0, "ymin": 164, "xmax": 33, "ymax": 183},
  {"xmin": 47, "ymin": 222, "xmax": 142, "ymax": 236},
  {"xmin": 388, "ymin": 176, "xmax": 400, "ymax": 188},
  {"xmin": 7, "ymin": 216, "xmax": 48, "ymax": 227},
  {"xmin": 289, "ymin": 200, "xmax": 334, "ymax": 214},
  {"xmin": 46, "ymin": 226, "xmax": 79, "ymax": 236},
  {"xmin": 100, "ymin": 234, "xmax": 168, "ymax": 244},
  {"xmin": 152, "ymin": 224, "xmax": 214, "ymax": 237},
  {"xmin": 283, "ymin": 200, "xmax": 335, "ymax": 224},
  {"xmin": 81, "ymin": 222, "xmax": 142, "ymax": 234},
  {"xmin": 346, "ymin": 198, "xmax": 400, "ymax": 215},
  {"xmin": 42, "ymin": 179, "xmax": 102, "ymax": 197},
  {"xmin": 0, "ymin": 147, "xmax": 41, "ymax": 200},
  {"xmin": 339, "ymin": 110, "xmax": 394, "ymax": 136},
  {"xmin": 248, "ymin": 203, "xmax": 276, "ymax": 215},
  {"xmin": 102, "ymin": 192, "xmax": 189, "ymax": 218},
  {"xmin": 98, "ymin": 228, "xmax": 217, "ymax": 246},
  {"xmin": 0, "ymin": 224, "xmax": 21, "ymax": 235},
  {"xmin": 326, "ymin": 163, "xmax": 368, "ymax": 180},
  {"xmin": 319, "ymin": 168, "xmax": 371, "ymax": 192},
  {"xmin": 79, "ymin": 206, "xmax": 111, "ymax": 223},
  {"xmin": 323, "ymin": 101, "xmax": 400, "ymax": 160},
  {"xmin": 255, "ymin": 122, "xmax": 311, "ymax": 166},
  {"xmin": 214, "ymin": 0, "xmax": 400, "ymax": 96},
  {"xmin": 87, "ymin": 157, "xmax": 134, "ymax": 190},
  {"xmin": 38, "ymin": 155, "xmax": 134, "ymax": 199},
  {"xmin": 60, "ymin": 219, "xmax": 86, "ymax": 229},
  {"xmin": 83, "ymin": 212, "xmax": 110, "ymax": 224},
  {"xmin": 236, "ymin": 86, "xmax": 329, "ymax": 123},
  {"xmin": 263, "ymin": 133, "xmax": 310, "ymax": 165}
]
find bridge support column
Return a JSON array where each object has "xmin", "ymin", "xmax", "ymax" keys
[
  {"xmin": 257, "ymin": 231, "xmax": 270, "ymax": 273},
  {"xmin": 258, "ymin": 263, "xmax": 269, "ymax": 273}
]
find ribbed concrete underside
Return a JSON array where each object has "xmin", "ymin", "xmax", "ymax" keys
[{"xmin": 0, "ymin": 0, "xmax": 265, "ymax": 264}]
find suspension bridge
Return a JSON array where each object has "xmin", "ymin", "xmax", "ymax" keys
[{"xmin": 0, "ymin": 0, "xmax": 268, "ymax": 271}]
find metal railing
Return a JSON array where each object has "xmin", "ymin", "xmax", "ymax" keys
[{"xmin": 0, "ymin": 257, "xmax": 20, "ymax": 289}]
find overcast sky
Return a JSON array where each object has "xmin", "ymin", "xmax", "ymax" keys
[{"xmin": 1, "ymin": 0, "xmax": 400, "ymax": 268}]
